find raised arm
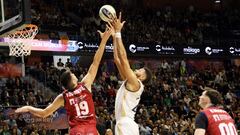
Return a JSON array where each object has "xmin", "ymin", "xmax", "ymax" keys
[
  {"xmin": 110, "ymin": 26, "xmax": 126, "ymax": 80},
  {"xmin": 81, "ymin": 28, "xmax": 111, "ymax": 91},
  {"xmin": 111, "ymin": 13, "xmax": 140, "ymax": 91},
  {"xmin": 15, "ymin": 94, "xmax": 64, "ymax": 118}
]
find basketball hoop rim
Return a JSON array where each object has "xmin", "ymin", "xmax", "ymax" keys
[
  {"xmin": 8, "ymin": 24, "xmax": 38, "ymax": 36},
  {"xmin": 6, "ymin": 24, "xmax": 38, "ymax": 57}
]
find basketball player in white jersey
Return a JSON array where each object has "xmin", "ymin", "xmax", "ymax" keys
[{"xmin": 109, "ymin": 13, "xmax": 152, "ymax": 135}]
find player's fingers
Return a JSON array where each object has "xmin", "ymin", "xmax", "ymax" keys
[
  {"xmin": 110, "ymin": 18, "xmax": 115, "ymax": 25},
  {"xmin": 97, "ymin": 30, "xmax": 103, "ymax": 37},
  {"xmin": 106, "ymin": 24, "xmax": 111, "ymax": 31},
  {"xmin": 119, "ymin": 12, "xmax": 122, "ymax": 21},
  {"xmin": 112, "ymin": 18, "xmax": 116, "ymax": 23},
  {"xmin": 105, "ymin": 25, "xmax": 108, "ymax": 30},
  {"xmin": 15, "ymin": 108, "xmax": 21, "ymax": 113},
  {"xmin": 122, "ymin": 21, "xmax": 126, "ymax": 26},
  {"xmin": 97, "ymin": 30, "xmax": 102, "ymax": 34},
  {"xmin": 107, "ymin": 21, "xmax": 114, "ymax": 29},
  {"xmin": 113, "ymin": 14, "xmax": 117, "ymax": 20}
]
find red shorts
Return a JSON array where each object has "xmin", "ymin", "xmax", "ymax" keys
[{"xmin": 70, "ymin": 125, "xmax": 98, "ymax": 135}]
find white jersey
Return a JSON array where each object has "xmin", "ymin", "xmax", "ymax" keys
[
  {"xmin": 115, "ymin": 117, "xmax": 139, "ymax": 135},
  {"xmin": 115, "ymin": 80, "xmax": 144, "ymax": 121}
]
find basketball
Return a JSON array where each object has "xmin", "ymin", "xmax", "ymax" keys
[{"xmin": 99, "ymin": 5, "xmax": 116, "ymax": 22}]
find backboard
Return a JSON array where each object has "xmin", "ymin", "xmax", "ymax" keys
[{"xmin": 0, "ymin": 0, "xmax": 31, "ymax": 37}]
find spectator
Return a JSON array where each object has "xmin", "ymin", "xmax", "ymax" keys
[
  {"xmin": 65, "ymin": 58, "xmax": 73, "ymax": 68},
  {"xmin": 57, "ymin": 58, "xmax": 64, "ymax": 68},
  {"xmin": 4, "ymin": 114, "xmax": 16, "ymax": 129}
]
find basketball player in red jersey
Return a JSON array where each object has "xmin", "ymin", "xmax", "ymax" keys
[
  {"xmin": 194, "ymin": 87, "xmax": 238, "ymax": 135},
  {"xmin": 15, "ymin": 27, "xmax": 113, "ymax": 135}
]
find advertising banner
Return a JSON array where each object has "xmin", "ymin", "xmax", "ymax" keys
[
  {"xmin": 3, "ymin": 108, "xmax": 68, "ymax": 129},
  {"xmin": 0, "ymin": 38, "xmax": 240, "ymax": 58}
]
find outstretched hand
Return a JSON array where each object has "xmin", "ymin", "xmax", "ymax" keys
[
  {"xmin": 111, "ymin": 12, "xmax": 126, "ymax": 32},
  {"xmin": 97, "ymin": 25, "xmax": 114, "ymax": 41},
  {"xmin": 15, "ymin": 106, "xmax": 30, "ymax": 113}
]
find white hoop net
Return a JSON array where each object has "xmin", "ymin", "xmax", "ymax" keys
[{"xmin": 7, "ymin": 24, "xmax": 38, "ymax": 57}]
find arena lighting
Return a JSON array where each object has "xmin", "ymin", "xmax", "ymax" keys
[{"xmin": 215, "ymin": 0, "xmax": 221, "ymax": 3}]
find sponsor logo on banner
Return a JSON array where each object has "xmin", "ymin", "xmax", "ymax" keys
[
  {"xmin": 156, "ymin": 45, "xmax": 161, "ymax": 52},
  {"xmin": 129, "ymin": 44, "xmax": 136, "ymax": 53},
  {"xmin": 129, "ymin": 44, "xmax": 150, "ymax": 53},
  {"xmin": 205, "ymin": 47, "xmax": 212, "ymax": 55},
  {"xmin": 77, "ymin": 42, "xmax": 113, "ymax": 52},
  {"xmin": 205, "ymin": 46, "xmax": 223, "ymax": 55},
  {"xmin": 155, "ymin": 45, "xmax": 175, "ymax": 54},
  {"xmin": 183, "ymin": 46, "xmax": 200, "ymax": 54},
  {"xmin": 229, "ymin": 47, "xmax": 240, "ymax": 55},
  {"xmin": 77, "ymin": 41, "xmax": 84, "ymax": 49}
]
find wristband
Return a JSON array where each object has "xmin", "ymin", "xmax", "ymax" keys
[{"xmin": 115, "ymin": 32, "xmax": 121, "ymax": 38}]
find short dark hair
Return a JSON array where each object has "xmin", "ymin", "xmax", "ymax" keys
[
  {"xmin": 205, "ymin": 88, "xmax": 223, "ymax": 105},
  {"xmin": 142, "ymin": 67, "xmax": 152, "ymax": 85},
  {"xmin": 60, "ymin": 70, "xmax": 72, "ymax": 90}
]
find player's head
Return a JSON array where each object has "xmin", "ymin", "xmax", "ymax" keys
[
  {"xmin": 134, "ymin": 67, "xmax": 152, "ymax": 85},
  {"xmin": 60, "ymin": 70, "xmax": 78, "ymax": 90},
  {"xmin": 199, "ymin": 87, "xmax": 223, "ymax": 109}
]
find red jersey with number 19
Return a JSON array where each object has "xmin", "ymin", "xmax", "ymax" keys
[
  {"xmin": 63, "ymin": 83, "xmax": 97, "ymax": 135},
  {"xmin": 202, "ymin": 107, "xmax": 237, "ymax": 135}
]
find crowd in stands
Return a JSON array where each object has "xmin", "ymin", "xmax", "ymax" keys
[
  {"xmin": 0, "ymin": 58, "xmax": 240, "ymax": 134},
  {"xmin": 30, "ymin": 0, "xmax": 240, "ymax": 44},
  {"xmin": 31, "ymin": 0, "xmax": 77, "ymax": 37}
]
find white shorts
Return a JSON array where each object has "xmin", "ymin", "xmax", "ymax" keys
[{"xmin": 115, "ymin": 117, "xmax": 139, "ymax": 135}]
